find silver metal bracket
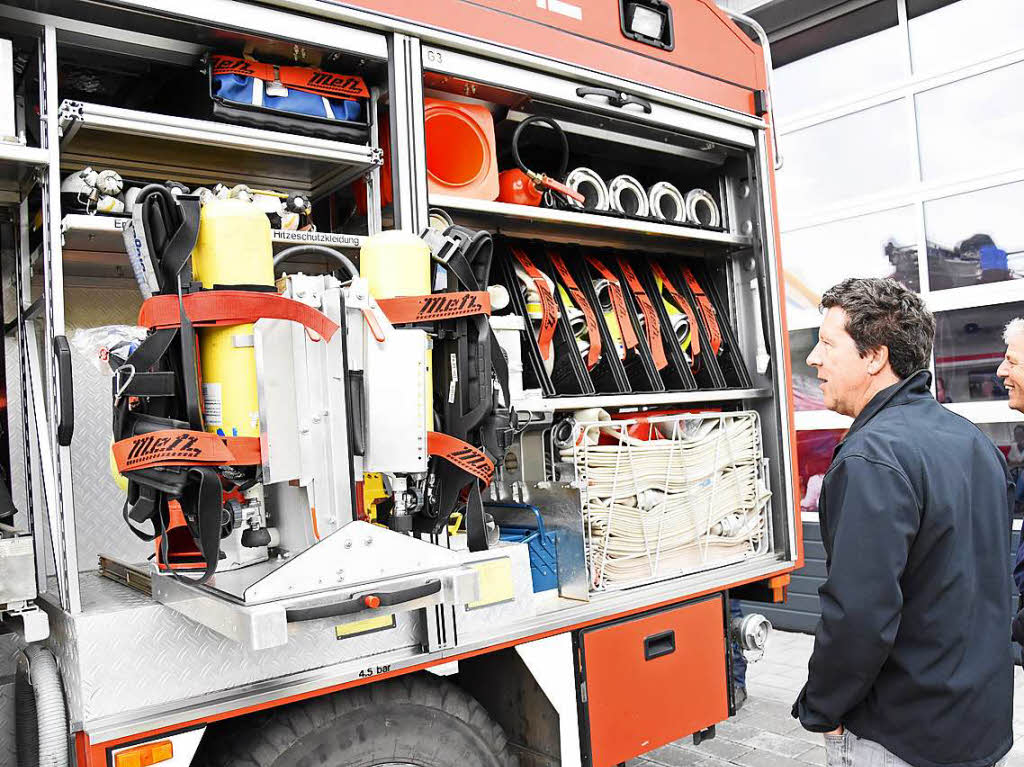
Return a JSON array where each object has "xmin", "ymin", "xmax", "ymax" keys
[{"xmin": 1, "ymin": 602, "xmax": 49, "ymax": 642}]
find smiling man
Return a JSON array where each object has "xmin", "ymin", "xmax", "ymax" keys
[
  {"xmin": 792, "ymin": 278, "xmax": 1013, "ymax": 767},
  {"xmin": 998, "ymin": 320, "xmax": 1024, "ymax": 626}
]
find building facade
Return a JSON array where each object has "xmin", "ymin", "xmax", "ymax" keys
[{"xmin": 731, "ymin": 0, "xmax": 1024, "ymax": 630}]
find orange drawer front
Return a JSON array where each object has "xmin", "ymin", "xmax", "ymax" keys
[{"xmin": 576, "ymin": 594, "xmax": 729, "ymax": 767}]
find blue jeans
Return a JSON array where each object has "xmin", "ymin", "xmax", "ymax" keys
[
  {"xmin": 729, "ymin": 598, "xmax": 746, "ymax": 689},
  {"xmin": 824, "ymin": 730, "xmax": 1007, "ymax": 767}
]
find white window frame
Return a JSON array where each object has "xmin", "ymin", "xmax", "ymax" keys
[{"xmin": 778, "ymin": 0, "xmax": 1024, "ymax": 430}]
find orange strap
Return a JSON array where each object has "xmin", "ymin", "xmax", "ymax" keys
[
  {"xmin": 651, "ymin": 262, "xmax": 701, "ymax": 365},
  {"xmin": 510, "ymin": 246, "xmax": 559, "ymax": 362},
  {"xmin": 586, "ymin": 256, "xmax": 639, "ymax": 351},
  {"xmin": 113, "ymin": 429, "xmax": 261, "ymax": 473},
  {"xmin": 139, "ymin": 291, "xmax": 340, "ymax": 341},
  {"xmin": 618, "ymin": 258, "xmax": 667, "ymax": 370},
  {"xmin": 377, "ymin": 291, "xmax": 491, "ymax": 324},
  {"xmin": 428, "ymin": 432, "xmax": 494, "ymax": 485},
  {"xmin": 548, "ymin": 252, "xmax": 601, "ymax": 370},
  {"xmin": 211, "ymin": 55, "xmax": 369, "ymax": 100},
  {"xmin": 682, "ymin": 268, "xmax": 722, "ymax": 355}
]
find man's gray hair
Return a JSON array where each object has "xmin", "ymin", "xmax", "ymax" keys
[{"xmin": 1004, "ymin": 318, "xmax": 1024, "ymax": 344}]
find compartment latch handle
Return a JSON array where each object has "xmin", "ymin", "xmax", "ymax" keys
[{"xmin": 575, "ymin": 86, "xmax": 653, "ymax": 114}]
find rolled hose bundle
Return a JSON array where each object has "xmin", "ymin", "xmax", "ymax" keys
[
  {"xmin": 608, "ymin": 175, "xmax": 649, "ymax": 217},
  {"xmin": 565, "ymin": 167, "xmax": 610, "ymax": 212},
  {"xmin": 512, "ymin": 262, "xmax": 564, "ymax": 374}
]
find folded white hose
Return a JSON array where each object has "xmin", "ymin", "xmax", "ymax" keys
[{"xmin": 573, "ymin": 413, "xmax": 771, "ymax": 589}]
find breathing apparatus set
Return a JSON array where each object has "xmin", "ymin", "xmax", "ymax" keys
[{"xmin": 109, "ymin": 187, "xmax": 511, "ymax": 588}]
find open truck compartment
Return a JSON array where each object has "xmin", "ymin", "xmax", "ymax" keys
[{"xmin": 0, "ymin": 2, "xmax": 797, "ymax": 765}]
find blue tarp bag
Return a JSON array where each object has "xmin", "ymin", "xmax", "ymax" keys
[{"xmin": 208, "ymin": 55, "xmax": 369, "ymax": 142}]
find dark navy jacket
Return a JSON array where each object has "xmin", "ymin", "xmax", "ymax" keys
[{"xmin": 792, "ymin": 371, "xmax": 1014, "ymax": 767}]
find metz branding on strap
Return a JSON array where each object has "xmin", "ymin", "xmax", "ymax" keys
[
  {"xmin": 682, "ymin": 268, "xmax": 722, "ymax": 356},
  {"xmin": 113, "ymin": 429, "xmax": 262, "ymax": 472},
  {"xmin": 427, "ymin": 431, "xmax": 495, "ymax": 485},
  {"xmin": 212, "ymin": 55, "xmax": 369, "ymax": 100},
  {"xmin": 140, "ymin": 290, "xmax": 339, "ymax": 340},
  {"xmin": 586, "ymin": 256, "xmax": 639, "ymax": 351},
  {"xmin": 510, "ymin": 247, "xmax": 559, "ymax": 361},
  {"xmin": 377, "ymin": 291, "xmax": 491, "ymax": 324},
  {"xmin": 618, "ymin": 257, "xmax": 667, "ymax": 370},
  {"xmin": 549, "ymin": 252, "xmax": 601, "ymax": 370},
  {"xmin": 650, "ymin": 262, "xmax": 701, "ymax": 364}
]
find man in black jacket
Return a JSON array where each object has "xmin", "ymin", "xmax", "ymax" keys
[{"xmin": 791, "ymin": 277, "xmax": 1013, "ymax": 767}]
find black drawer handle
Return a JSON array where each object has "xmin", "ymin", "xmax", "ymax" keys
[
  {"xmin": 644, "ymin": 629, "xmax": 675, "ymax": 660},
  {"xmin": 54, "ymin": 335, "xmax": 74, "ymax": 447},
  {"xmin": 576, "ymin": 86, "xmax": 653, "ymax": 114},
  {"xmin": 285, "ymin": 579, "xmax": 442, "ymax": 622}
]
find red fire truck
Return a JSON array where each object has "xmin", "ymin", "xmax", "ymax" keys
[{"xmin": 0, "ymin": 1, "xmax": 799, "ymax": 765}]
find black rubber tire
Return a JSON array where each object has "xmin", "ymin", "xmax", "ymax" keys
[{"xmin": 199, "ymin": 673, "xmax": 519, "ymax": 767}]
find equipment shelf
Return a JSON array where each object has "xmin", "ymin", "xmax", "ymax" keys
[
  {"xmin": 58, "ymin": 100, "xmax": 383, "ymax": 198},
  {"xmin": 513, "ymin": 387, "xmax": 770, "ymax": 413},
  {"xmin": 0, "ymin": 143, "xmax": 49, "ymax": 196},
  {"xmin": 430, "ymin": 194, "xmax": 752, "ymax": 253}
]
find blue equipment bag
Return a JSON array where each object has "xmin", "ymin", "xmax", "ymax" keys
[{"xmin": 208, "ymin": 55, "xmax": 369, "ymax": 142}]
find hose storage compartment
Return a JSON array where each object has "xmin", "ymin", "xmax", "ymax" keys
[
  {"xmin": 572, "ymin": 411, "xmax": 772, "ymax": 591},
  {"xmin": 15, "ymin": 644, "xmax": 68, "ymax": 767}
]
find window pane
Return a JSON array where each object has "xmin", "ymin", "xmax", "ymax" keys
[
  {"xmin": 976, "ymin": 422, "xmax": 1024, "ymax": 518},
  {"xmin": 776, "ymin": 100, "xmax": 913, "ymax": 224},
  {"xmin": 797, "ymin": 429, "xmax": 846, "ymax": 514},
  {"xmin": 934, "ymin": 302, "xmax": 1024, "ymax": 404},
  {"xmin": 773, "ymin": 26, "xmax": 908, "ymax": 119},
  {"xmin": 782, "ymin": 207, "xmax": 918, "ymax": 328},
  {"xmin": 924, "ymin": 180, "xmax": 1024, "ymax": 291},
  {"xmin": 915, "ymin": 61, "xmax": 1024, "ymax": 182},
  {"xmin": 910, "ymin": 0, "xmax": 1024, "ymax": 75},
  {"xmin": 790, "ymin": 328, "xmax": 825, "ymax": 412}
]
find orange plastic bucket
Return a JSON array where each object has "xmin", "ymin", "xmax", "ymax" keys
[{"xmin": 424, "ymin": 98, "xmax": 499, "ymax": 200}]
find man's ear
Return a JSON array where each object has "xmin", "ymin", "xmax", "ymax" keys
[{"xmin": 866, "ymin": 345, "xmax": 890, "ymax": 376}]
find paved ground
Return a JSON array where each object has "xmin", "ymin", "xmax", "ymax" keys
[{"xmin": 628, "ymin": 629, "xmax": 1024, "ymax": 767}]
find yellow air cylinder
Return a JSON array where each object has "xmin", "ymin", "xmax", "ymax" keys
[
  {"xmin": 360, "ymin": 231, "xmax": 432, "ymax": 430},
  {"xmin": 190, "ymin": 198, "xmax": 275, "ymax": 438}
]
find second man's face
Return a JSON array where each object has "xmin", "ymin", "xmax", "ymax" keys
[
  {"xmin": 997, "ymin": 335, "xmax": 1024, "ymax": 413},
  {"xmin": 806, "ymin": 307, "xmax": 874, "ymax": 418}
]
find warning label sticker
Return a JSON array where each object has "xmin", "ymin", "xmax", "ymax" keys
[{"xmin": 202, "ymin": 383, "xmax": 223, "ymax": 426}]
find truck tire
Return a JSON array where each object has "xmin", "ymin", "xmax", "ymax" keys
[{"xmin": 200, "ymin": 673, "xmax": 519, "ymax": 767}]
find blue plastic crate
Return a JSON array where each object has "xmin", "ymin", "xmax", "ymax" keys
[{"xmin": 492, "ymin": 504, "xmax": 559, "ymax": 593}]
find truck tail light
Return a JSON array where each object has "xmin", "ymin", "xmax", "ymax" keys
[{"xmin": 113, "ymin": 739, "xmax": 173, "ymax": 767}]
